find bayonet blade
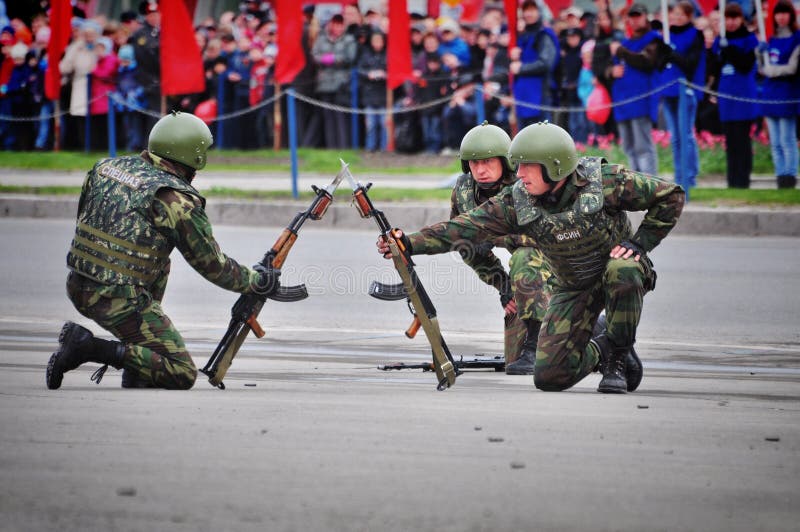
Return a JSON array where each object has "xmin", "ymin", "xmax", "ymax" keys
[{"xmin": 339, "ymin": 158, "xmax": 360, "ymax": 190}]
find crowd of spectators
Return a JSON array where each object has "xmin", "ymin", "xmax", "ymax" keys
[{"xmin": 0, "ymin": 0, "xmax": 798, "ymax": 187}]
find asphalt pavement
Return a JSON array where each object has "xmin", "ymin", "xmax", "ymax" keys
[{"xmin": 0, "ymin": 219, "xmax": 798, "ymax": 532}]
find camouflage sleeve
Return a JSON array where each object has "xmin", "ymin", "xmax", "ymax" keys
[
  {"xmin": 449, "ymin": 189, "xmax": 508, "ymax": 291},
  {"xmin": 603, "ymin": 168, "xmax": 685, "ymax": 252},
  {"xmin": 407, "ymin": 194, "xmax": 518, "ymax": 256},
  {"xmin": 151, "ymin": 189, "xmax": 259, "ymax": 293},
  {"xmin": 462, "ymin": 249, "xmax": 510, "ymax": 293},
  {"xmin": 449, "ymin": 188, "xmax": 460, "ymax": 220}
]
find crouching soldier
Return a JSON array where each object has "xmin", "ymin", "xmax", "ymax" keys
[
  {"xmin": 453, "ymin": 122, "xmax": 552, "ymax": 375},
  {"xmin": 47, "ymin": 111, "xmax": 279, "ymax": 390},
  {"xmin": 379, "ymin": 122, "xmax": 684, "ymax": 393}
]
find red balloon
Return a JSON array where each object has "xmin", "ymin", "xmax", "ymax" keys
[
  {"xmin": 586, "ymin": 85, "xmax": 611, "ymax": 125},
  {"xmin": 194, "ymin": 99, "xmax": 217, "ymax": 125}
]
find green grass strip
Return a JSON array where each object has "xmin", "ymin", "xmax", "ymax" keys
[{"xmin": 2, "ymin": 184, "xmax": 799, "ymax": 206}]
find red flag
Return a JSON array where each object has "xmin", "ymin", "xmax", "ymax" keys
[
  {"xmin": 45, "ymin": 0, "xmax": 71, "ymax": 101},
  {"xmin": 160, "ymin": 0, "xmax": 204, "ymax": 95},
  {"xmin": 504, "ymin": 0, "xmax": 518, "ymax": 49},
  {"xmin": 765, "ymin": 0, "xmax": 778, "ymax": 39},
  {"xmin": 696, "ymin": 0, "xmax": 717, "ymax": 15},
  {"xmin": 274, "ymin": 1, "xmax": 306, "ymax": 84},
  {"xmin": 387, "ymin": 0, "xmax": 413, "ymax": 90}
]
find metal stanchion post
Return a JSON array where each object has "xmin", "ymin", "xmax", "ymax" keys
[
  {"xmin": 287, "ymin": 89, "xmax": 299, "ymax": 199},
  {"xmin": 678, "ymin": 77, "xmax": 689, "ymax": 202},
  {"xmin": 216, "ymin": 74, "xmax": 225, "ymax": 149},
  {"xmin": 107, "ymin": 93, "xmax": 116, "ymax": 158},
  {"xmin": 475, "ymin": 87, "xmax": 485, "ymax": 125},
  {"xmin": 85, "ymin": 74, "xmax": 91, "ymax": 153},
  {"xmin": 350, "ymin": 68, "xmax": 359, "ymax": 149}
]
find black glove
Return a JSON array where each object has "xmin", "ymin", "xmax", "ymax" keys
[
  {"xmin": 456, "ymin": 240, "xmax": 493, "ymax": 261},
  {"xmin": 617, "ymin": 240, "xmax": 645, "ymax": 259},
  {"xmin": 251, "ymin": 263, "xmax": 281, "ymax": 296},
  {"xmin": 499, "ymin": 276, "xmax": 513, "ymax": 309}
]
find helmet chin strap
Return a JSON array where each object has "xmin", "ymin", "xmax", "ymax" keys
[
  {"xmin": 476, "ymin": 179, "xmax": 502, "ymax": 190},
  {"xmin": 530, "ymin": 167, "xmax": 561, "ymax": 202}
]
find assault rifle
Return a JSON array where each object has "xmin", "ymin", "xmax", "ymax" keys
[
  {"xmin": 200, "ymin": 161, "xmax": 348, "ymax": 389},
  {"xmin": 378, "ymin": 355, "xmax": 505, "ymax": 372},
  {"xmin": 342, "ymin": 162, "xmax": 458, "ymax": 390}
]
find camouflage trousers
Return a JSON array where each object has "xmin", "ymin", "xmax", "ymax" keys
[
  {"xmin": 66, "ymin": 272, "xmax": 197, "ymax": 389},
  {"xmin": 533, "ymin": 256, "xmax": 654, "ymax": 392},
  {"xmin": 504, "ymin": 247, "xmax": 552, "ymax": 363}
]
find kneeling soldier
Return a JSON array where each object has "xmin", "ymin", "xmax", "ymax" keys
[
  {"xmin": 379, "ymin": 122, "xmax": 684, "ymax": 393},
  {"xmin": 453, "ymin": 122, "xmax": 552, "ymax": 375},
  {"xmin": 47, "ymin": 112, "xmax": 279, "ymax": 390}
]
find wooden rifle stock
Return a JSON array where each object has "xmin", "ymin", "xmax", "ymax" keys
[
  {"xmin": 200, "ymin": 162, "xmax": 348, "ymax": 389},
  {"xmin": 344, "ymin": 171, "xmax": 458, "ymax": 390}
]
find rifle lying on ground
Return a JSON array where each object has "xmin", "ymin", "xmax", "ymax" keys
[
  {"xmin": 342, "ymin": 162, "xmax": 458, "ymax": 390},
  {"xmin": 200, "ymin": 161, "xmax": 348, "ymax": 389},
  {"xmin": 378, "ymin": 355, "xmax": 505, "ymax": 372}
]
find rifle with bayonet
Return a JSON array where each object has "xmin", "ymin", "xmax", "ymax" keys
[
  {"xmin": 341, "ymin": 162, "xmax": 459, "ymax": 390},
  {"xmin": 378, "ymin": 355, "xmax": 505, "ymax": 372},
  {"xmin": 200, "ymin": 161, "xmax": 348, "ymax": 389}
]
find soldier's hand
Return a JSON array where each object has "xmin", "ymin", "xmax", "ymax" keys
[
  {"xmin": 504, "ymin": 299, "xmax": 517, "ymax": 316},
  {"xmin": 610, "ymin": 240, "xmax": 645, "ymax": 261},
  {"xmin": 377, "ymin": 230, "xmax": 411, "ymax": 259},
  {"xmin": 251, "ymin": 263, "xmax": 281, "ymax": 295}
]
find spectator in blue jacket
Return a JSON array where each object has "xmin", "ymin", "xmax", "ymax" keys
[
  {"xmin": 438, "ymin": 19, "xmax": 471, "ymax": 68},
  {"xmin": 658, "ymin": 1, "xmax": 706, "ymax": 188},
  {"xmin": 610, "ymin": 3, "xmax": 662, "ymax": 175},
  {"xmin": 757, "ymin": 0, "xmax": 800, "ymax": 189},
  {"xmin": 712, "ymin": 2, "xmax": 759, "ymax": 188},
  {"xmin": 4, "ymin": 43, "xmax": 37, "ymax": 150},
  {"xmin": 510, "ymin": 0, "xmax": 559, "ymax": 127}
]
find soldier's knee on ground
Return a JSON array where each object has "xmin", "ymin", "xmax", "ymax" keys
[
  {"xmin": 534, "ymin": 365, "xmax": 575, "ymax": 391},
  {"xmin": 158, "ymin": 357, "xmax": 197, "ymax": 390},
  {"xmin": 175, "ymin": 363, "xmax": 198, "ymax": 390},
  {"xmin": 534, "ymin": 373, "xmax": 572, "ymax": 392},
  {"xmin": 603, "ymin": 258, "xmax": 645, "ymax": 296}
]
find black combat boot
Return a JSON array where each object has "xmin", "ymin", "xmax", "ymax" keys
[
  {"xmin": 591, "ymin": 313, "xmax": 643, "ymax": 392},
  {"xmin": 505, "ymin": 319, "xmax": 540, "ymax": 375},
  {"xmin": 597, "ymin": 345, "xmax": 628, "ymax": 393},
  {"xmin": 46, "ymin": 322, "xmax": 125, "ymax": 389}
]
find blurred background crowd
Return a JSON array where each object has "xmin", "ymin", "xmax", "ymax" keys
[{"xmin": 0, "ymin": 0, "xmax": 798, "ymax": 188}]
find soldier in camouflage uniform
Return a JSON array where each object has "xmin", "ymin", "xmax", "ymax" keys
[
  {"xmin": 46, "ymin": 112, "xmax": 280, "ymax": 390},
  {"xmin": 452, "ymin": 122, "xmax": 551, "ymax": 375},
  {"xmin": 380, "ymin": 122, "xmax": 684, "ymax": 393}
]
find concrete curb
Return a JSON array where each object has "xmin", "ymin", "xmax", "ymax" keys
[{"xmin": 1, "ymin": 195, "xmax": 799, "ymax": 236}]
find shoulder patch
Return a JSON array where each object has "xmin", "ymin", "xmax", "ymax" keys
[{"xmin": 511, "ymin": 181, "xmax": 542, "ymax": 225}]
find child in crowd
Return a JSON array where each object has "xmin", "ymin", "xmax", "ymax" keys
[
  {"xmin": 248, "ymin": 44, "xmax": 274, "ymax": 148},
  {"xmin": 116, "ymin": 44, "xmax": 145, "ymax": 151},
  {"xmin": 5, "ymin": 43, "xmax": 36, "ymax": 149},
  {"xmin": 577, "ymin": 39, "xmax": 598, "ymax": 141}
]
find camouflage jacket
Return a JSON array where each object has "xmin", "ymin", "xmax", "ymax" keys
[
  {"xmin": 67, "ymin": 152, "xmax": 258, "ymax": 299},
  {"xmin": 450, "ymin": 172, "xmax": 532, "ymax": 293},
  {"xmin": 410, "ymin": 157, "xmax": 685, "ymax": 289}
]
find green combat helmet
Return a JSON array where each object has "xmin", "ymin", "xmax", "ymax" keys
[
  {"xmin": 458, "ymin": 121, "xmax": 515, "ymax": 174},
  {"xmin": 148, "ymin": 111, "xmax": 214, "ymax": 170},
  {"xmin": 508, "ymin": 122, "xmax": 579, "ymax": 181}
]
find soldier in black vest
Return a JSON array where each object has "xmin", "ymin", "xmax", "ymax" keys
[
  {"xmin": 378, "ymin": 122, "xmax": 684, "ymax": 393},
  {"xmin": 47, "ymin": 112, "xmax": 280, "ymax": 390}
]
